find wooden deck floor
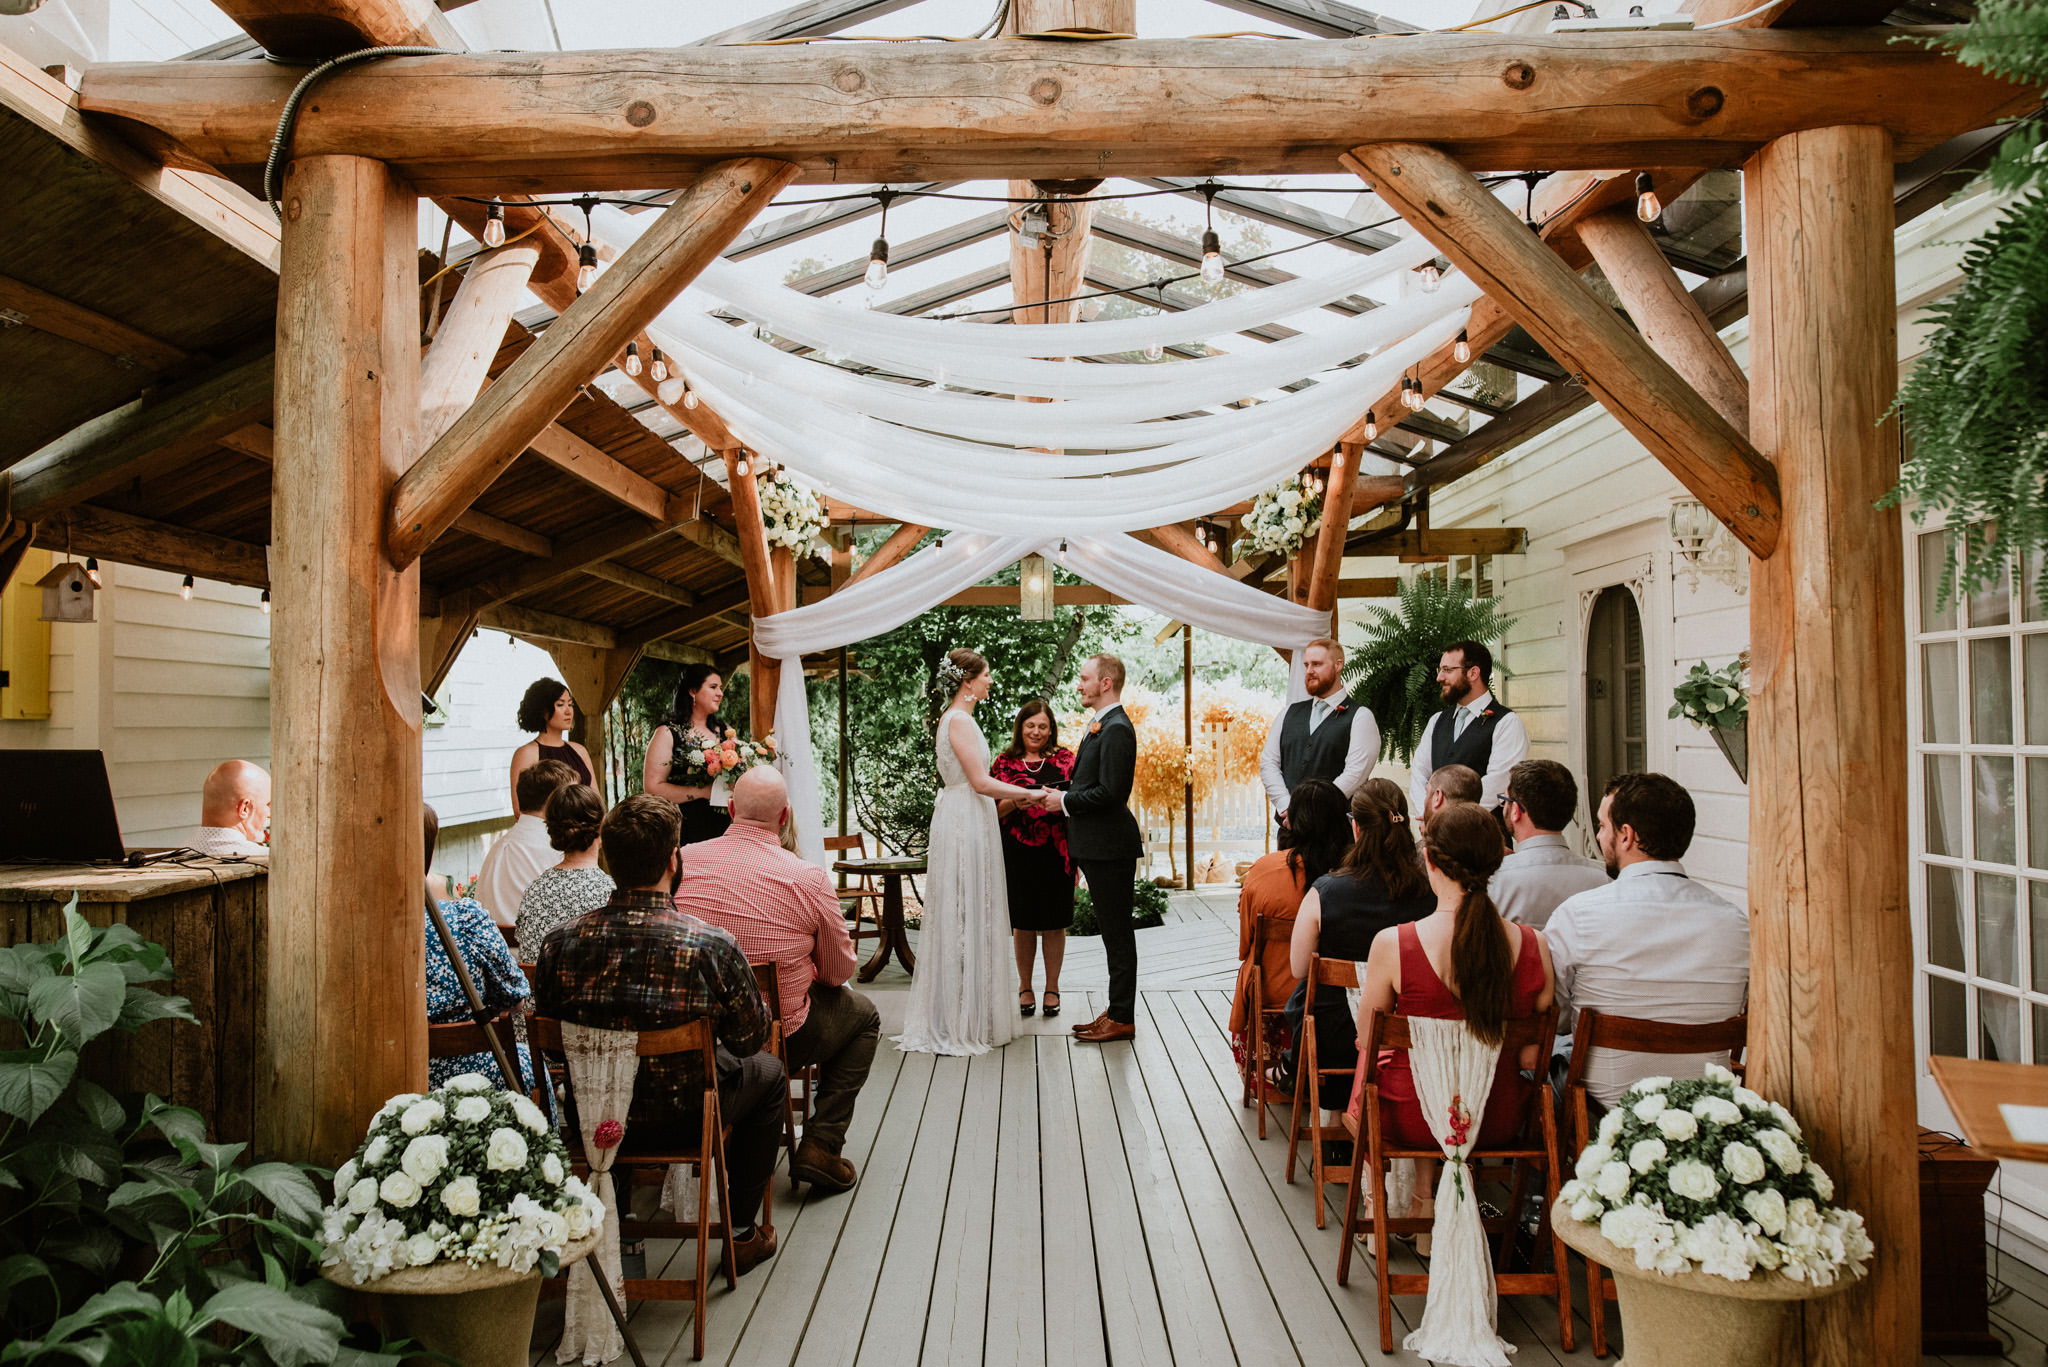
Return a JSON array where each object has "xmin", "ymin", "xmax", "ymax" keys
[{"xmin": 528, "ymin": 889, "xmax": 2033, "ymax": 1366}]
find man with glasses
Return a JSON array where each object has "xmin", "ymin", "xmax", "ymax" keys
[{"xmin": 1408, "ymin": 640, "xmax": 1529, "ymax": 819}]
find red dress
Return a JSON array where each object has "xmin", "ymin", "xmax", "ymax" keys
[{"xmin": 1350, "ymin": 921, "xmax": 1546, "ymax": 1150}]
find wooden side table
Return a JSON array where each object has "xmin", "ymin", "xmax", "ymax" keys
[
  {"xmin": 1919, "ymin": 1126, "xmax": 2004, "ymax": 1356},
  {"xmin": 833, "ymin": 857, "xmax": 924, "ymax": 982}
]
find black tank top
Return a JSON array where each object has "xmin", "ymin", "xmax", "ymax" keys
[{"xmin": 536, "ymin": 740, "xmax": 592, "ymax": 787}]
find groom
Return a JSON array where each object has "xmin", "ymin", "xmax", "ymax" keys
[{"xmin": 1045, "ymin": 653, "xmax": 1143, "ymax": 1043}]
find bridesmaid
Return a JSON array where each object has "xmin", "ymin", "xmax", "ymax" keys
[
  {"xmin": 992, "ymin": 699, "xmax": 1077, "ymax": 1020},
  {"xmin": 509, "ymin": 677, "xmax": 593, "ymax": 813},
  {"xmin": 642, "ymin": 663, "xmax": 734, "ymax": 846}
]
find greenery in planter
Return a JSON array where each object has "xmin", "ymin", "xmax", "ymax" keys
[
  {"xmin": 1, "ymin": 900, "xmax": 396, "ymax": 1366},
  {"xmin": 1670, "ymin": 652, "xmax": 1749, "ymax": 732},
  {"xmin": 1888, "ymin": 0, "xmax": 2048, "ymax": 605},
  {"xmin": 1069, "ymin": 879, "xmax": 1170, "ymax": 938},
  {"xmin": 1343, "ymin": 574, "xmax": 1518, "ymax": 764}
]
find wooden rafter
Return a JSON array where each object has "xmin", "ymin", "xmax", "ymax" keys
[
  {"xmin": 693, "ymin": 0, "xmax": 921, "ymax": 45},
  {"xmin": 418, "ymin": 241, "xmax": 543, "ymax": 447},
  {"xmin": 208, "ymin": 0, "xmax": 459, "ymax": 58},
  {"xmin": 845, "ymin": 521, "xmax": 929, "ymax": 586},
  {"xmin": 0, "ymin": 273, "xmax": 192, "ymax": 372},
  {"xmin": 29, "ymin": 503, "xmax": 269, "ymax": 587}
]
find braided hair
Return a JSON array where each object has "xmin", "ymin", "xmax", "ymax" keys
[{"xmin": 1419, "ymin": 801, "xmax": 1514, "ymax": 1047}]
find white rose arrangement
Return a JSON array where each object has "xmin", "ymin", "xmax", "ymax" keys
[
  {"xmin": 1558, "ymin": 1064, "xmax": 1872, "ymax": 1286},
  {"xmin": 321, "ymin": 1076, "xmax": 605, "ymax": 1285},
  {"xmin": 1234, "ymin": 477, "xmax": 1325, "ymax": 559},
  {"xmin": 756, "ymin": 469, "xmax": 829, "ymax": 557}
]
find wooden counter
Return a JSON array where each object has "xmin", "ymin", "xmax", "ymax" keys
[{"xmin": 0, "ymin": 859, "xmax": 268, "ymax": 1146}]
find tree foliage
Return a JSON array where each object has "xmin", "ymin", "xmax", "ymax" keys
[{"xmin": 1342, "ymin": 576, "xmax": 1518, "ymax": 765}]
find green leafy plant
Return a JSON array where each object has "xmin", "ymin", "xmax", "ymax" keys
[
  {"xmin": 1069, "ymin": 879, "xmax": 1170, "ymax": 938},
  {"xmin": 1889, "ymin": 0, "xmax": 2048, "ymax": 604},
  {"xmin": 0, "ymin": 900, "xmax": 390, "ymax": 1366},
  {"xmin": 1670, "ymin": 653, "xmax": 1749, "ymax": 731},
  {"xmin": 1343, "ymin": 575, "xmax": 1518, "ymax": 764}
]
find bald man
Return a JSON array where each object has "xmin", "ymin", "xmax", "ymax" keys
[
  {"xmin": 192, "ymin": 760, "xmax": 271, "ymax": 857},
  {"xmin": 674, "ymin": 767, "xmax": 876, "ymax": 1195}
]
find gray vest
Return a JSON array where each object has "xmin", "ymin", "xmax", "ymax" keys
[{"xmin": 1278, "ymin": 695, "xmax": 1359, "ymax": 794}]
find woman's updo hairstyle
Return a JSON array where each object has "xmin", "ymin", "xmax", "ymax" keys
[
  {"xmin": 935, "ymin": 647, "xmax": 989, "ymax": 698},
  {"xmin": 544, "ymin": 783, "xmax": 605, "ymax": 854},
  {"xmin": 668, "ymin": 663, "xmax": 722, "ymax": 729},
  {"xmin": 1419, "ymin": 801, "xmax": 1514, "ymax": 1047}
]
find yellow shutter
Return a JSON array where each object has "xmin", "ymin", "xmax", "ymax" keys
[{"xmin": 0, "ymin": 548, "xmax": 53, "ymax": 720}]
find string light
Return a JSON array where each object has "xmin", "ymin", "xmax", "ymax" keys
[
  {"xmin": 1058, "ymin": 539, "xmax": 1068, "ymax": 553},
  {"xmin": 1332, "ymin": 446, "xmax": 1347, "ymax": 470},
  {"xmin": 575, "ymin": 243, "xmax": 599, "ymax": 294},
  {"xmin": 84, "ymin": 557, "xmax": 101, "ymax": 588},
  {"xmin": 735, "ymin": 456, "xmax": 751, "ymax": 477},
  {"xmin": 865, "ymin": 190, "xmax": 894, "ymax": 291},
  {"xmin": 180, "ymin": 574, "xmax": 194, "ymax": 602},
  {"xmin": 1363, "ymin": 411, "xmax": 1378, "ymax": 442},
  {"xmin": 1454, "ymin": 329, "xmax": 1472, "ymax": 364},
  {"xmin": 1635, "ymin": 172, "xmax": 1662, "ymax": 224},
  {"xmin": 1419, "ymin": 261, "xmax": 1442, "ymax": 294},
  {"xmin": 657, "ymin": 375, "xmax": 685, "ymax": 405},
  {"xmin": 682, "ymin": 387, "xmax": 700, "ymax": 411},
  {"xmin": 1199, "ymin": 229, "xmax": 1225, "ymax": 287},
  {"xmin": 260, "ymin": 589, "xmax": 271, "ymax": 615},
  {"xmin": 623, "ymin": 341, "xmax": 642, "ymax": 377},
  {"xmin": 1144, "ymin": 343, "xmax": 1164, "ymax": 362},
  {"xmin": 649, "ymin": 348, "xmax": 668, "ymax": 383},
  {"xmin": 482, "ymin": 199, "xmax": 506, "ymax": 248}
]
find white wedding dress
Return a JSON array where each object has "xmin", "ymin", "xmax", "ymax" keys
[{"xmin": 896, "ymin": 708, "xmax": 1017, "ymax": 1057}]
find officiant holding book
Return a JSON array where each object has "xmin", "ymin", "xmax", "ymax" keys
[{"xmin": 1260, "ymin": 637, "xmax": 1381, "ymax": 848}]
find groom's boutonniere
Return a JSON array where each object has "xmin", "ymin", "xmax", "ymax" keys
[{"xmin": 1089, "ymin": 721, "xmax": 1102, "ymax": 735}]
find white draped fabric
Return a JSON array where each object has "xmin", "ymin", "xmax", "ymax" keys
[
  {"xmin": 555, "ymin": 1022, "xmax": 635, "ymax": 1366},
  {"xmin": 1402, "ymin": 1017, "xmax": 1517, "ymax": 1367}
]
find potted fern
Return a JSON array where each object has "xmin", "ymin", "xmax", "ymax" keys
[{"xmin": 1343, "ymin": 575, "xmax": 1517, "ymax": 763}]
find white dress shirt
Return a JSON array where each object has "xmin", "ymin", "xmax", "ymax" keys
[
  {"xmin": 1490, "ymin": 833, "xmax": 1608, "ymax": 931},
  {"xmin": 1259, "ymin": 691, "xmax": 1380, "ymax": 813},
  {"xmin": 475, "ymin": 814, "xmax": 555, "ymax": 928},
  {"xmin": 1544, "ymin": 859, "xmax": 1751, "ymax": 1106},
  {"xmin": 191, "ymin": 826, "xmax": 267, "ymax": 858},
  {"xmin": 1408, "ymin": 690, "xmax": 1530, "ymax": 814}
]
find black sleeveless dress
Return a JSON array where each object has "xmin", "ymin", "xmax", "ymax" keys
[
  {"xmin": 535, "ymin": 739, "xmax": 592, "ymax": 787},
  {"xmin": 1284, "ymin": 869, "xmax": 1433, "ymax": 1109},
  {"xmin": 663, "ymin": 724, "xmax": 733, "ymax": 847}
]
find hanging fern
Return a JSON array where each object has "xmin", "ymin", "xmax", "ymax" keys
[
  {"xmin": 1888, "ymin": 0, "xmax": 2048, "ymax": 603},
  {"xmin": 1343, "ymin": 576, "xmax": 1518, "ymax": 765}
]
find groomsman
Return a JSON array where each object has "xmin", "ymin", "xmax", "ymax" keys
[
  {"xmin": 1409, "ymin": 640, "xmax": 1529, "ymax": 817},
  {"xmin": 1047, "ymin": 653, "xmax": 1143, "ymax": 1043},
  {"xmin": 1258, "ymin": 636, "xmax": 1379, "ymax": 847}
]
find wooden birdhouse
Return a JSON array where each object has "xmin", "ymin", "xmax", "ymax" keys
[{"xmin": 36, "ymin": 560, "xmax": 97, "ymax": 623}]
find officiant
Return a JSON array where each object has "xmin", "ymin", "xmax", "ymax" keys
[{"xmin": 1258, "ymin": 637, "xmax": 1381, "ymax": 849}]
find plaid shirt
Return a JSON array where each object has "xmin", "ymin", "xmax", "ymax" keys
[{"xmin": 532, "ymin": 889, "xmax": 770, "ymax": 1127}]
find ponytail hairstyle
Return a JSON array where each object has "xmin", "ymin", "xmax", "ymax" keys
[
  {"xmin": 1340, "ymin": 777, "xmax": 1426, "ymax": 901},
  {"xmin": 1419, "ymin": 801, "xmax": 1513, "ymax": 1046}
]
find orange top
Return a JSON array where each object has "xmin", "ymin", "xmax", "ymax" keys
[{"xmin": 1229, "ymin": 850, "xmax": 1310, "ymax": 1035}]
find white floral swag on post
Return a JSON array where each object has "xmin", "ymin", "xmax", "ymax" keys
[
  {"xmin": 1234, "ymin": 477, "xmax": 1325, "ymax": 559},
  {"xmin": 756, "ymin": 469, "xmax": 829, "ymax": 557}
]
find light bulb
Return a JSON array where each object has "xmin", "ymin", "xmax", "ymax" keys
[
  {"xmin": 1453, "ymin": 330, "xmax": 1471, "ymax": 365},
  {"xmin": 1635, "ymin": 172, "xmax": 1661, "ymax": 223},
  {"xmin": 682, "ymin": 387, "xmax": 700, "ymax": 411},
  {"xmin": 1144, "ymin": 343, "xmax": 1163, "ymax": 362},
  {"xmin": 649, "ymin": 348, "xmax": 668, "ymax": 384},
  {"xmin": 657, "ymin": 375, "xmax": 685, "ymax": 405},
  {"xmin": 1058, "ymin": 539, "xmax": 1067, "ymax": 553},
  {"xmin": 865, "ymin": 237, "xmax": 889, "ymax": 291},
  {"xmin": 260, "ymin": 589, "xmax": 270, "ymax": 615},
  {"xmin": 84, "ymin": 557, "xmax": 101, "ymax": 588},
  {"xmin": 575, "ymin": 243, "xmax": 599, "ymax": 294},
  {"xmin": 1420, "ymin": 262, "xmax": 1441, "ymax": 294},
  {"xmin": 623, "ymin": 342, "xmax": 642, "ymax": 377},
  {"xmin": 180, "ymin": 574, "xmax": 193, "ymax": 601},
  {"xmin": 735, "ymin": 457, "xmax": 751, "ymax": 477},
  {"xmin": 1363, "ymin": 410, "xmax": 1378, "ymax": 442},
  {"xmin": 1027, "ymin": 574, "xmax": 1044, "ymax": 592},
  {"xmin": 482, "ymin": 200, "xmax": 506, "ymax": 248},
  {"xmin": 1332, "ymin": 447, "xmax": 1347, "ymax": 470},
  {"xmin": 1199, "ymin": 229, "xmax": 1225, "ymax": 287}
]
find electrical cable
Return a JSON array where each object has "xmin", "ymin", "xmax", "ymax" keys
[{"xmin": 262, "ymin": 45, "xmax": 463, "ymax": 217}]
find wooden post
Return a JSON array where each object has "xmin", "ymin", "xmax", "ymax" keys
[
  {"xmin": 1745, "ymin": 124, "xmax": 1917, "ymax": 1366},
  {"xmin": 723, "ymin": 449, "xmax": 781, "ymax": 738},
  {"xmin": 1306, "ymin": 442, "xmax": 1365, "ymax": 626},
  {"xmin": 266, "ymin": 154, "xmax": 424, "ymax": 1166}
]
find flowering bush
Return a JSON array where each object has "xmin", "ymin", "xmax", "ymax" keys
[
  {"xmin": 757, "ymin": 469, "xmax": 829, "ymax": 557},
  {"xmin": 671, "ymin": 725, "xmax": 776, "ymax": 784},
  {"xmin": 1557, "ymin": 1064, "xmax": 1873, "ymax": 1286},
  {"xmin": 321, "ymin": 1076, "xmax": 605, "ymax": 1285},
  {"xmin": 1669, "ymin": 652, "xmax": 1748, "ymax": 731},
  {"xmin": 1234, "ymin": 477, "xmax": 1323, "ymax": 559}
]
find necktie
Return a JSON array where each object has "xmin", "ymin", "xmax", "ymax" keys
[
  {"xmin": 1452, "ymin": 705, "xmax": 1471, "ymax": 740},
  {"xmin": 1310, "ymin": 699, "xmax": 1328, "ymax": 730}
]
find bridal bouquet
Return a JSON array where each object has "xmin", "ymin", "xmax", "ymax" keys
[
  {"xmin": 1235, "ymin": 477, "xmax": 1324, "ymax": 558},
  {"xmin": 321, "ymin": 1076, "xmax": 605, "ymax": 1284},
  {"xmin": 757, "ymin": 469, "xmax": 829, "ymax": 557},
  {"xmin": 1557, "ymin": 1064, "xmax": 1873, "ymax": 1286},
  {"xmin": 672, "ymin": 726, "xmax": 776, "ymax": 783}
]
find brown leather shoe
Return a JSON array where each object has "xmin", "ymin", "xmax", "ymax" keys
[
  {"xmin": 1074, "ymin": 1017, "xmax": 1136, "ymax": 1044},
  {"xmin": 790, "ymin": 1137, "xmax": 857, "ymax": 1194},
  {"xmin": 1071, "ymin": 1010, "xmax": 1109, "ymax": 1035},
  {"xmin": 723, "ymin": 1223, "xmax": 777, "ymax": 1277}
]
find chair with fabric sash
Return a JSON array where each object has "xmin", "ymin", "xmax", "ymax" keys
[
  {"xmin": 1239, "ymin": 914, "xmax": 1297, "ymax": 1139},
  {"xmin": 1285, "ymin": 953, "xmax": 1360, "ymax": 1226}
]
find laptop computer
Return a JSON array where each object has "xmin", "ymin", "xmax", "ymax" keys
[{"xmin": 0, "ymin": 749, "xmax": 129, "ymax": 863}]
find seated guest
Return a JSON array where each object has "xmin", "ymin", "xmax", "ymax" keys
[
  {"xmin": 1352, "ymin": 802, "xmax": 1555, "ymax": 1225},
  {"xmin": 1490, "ymin": 760, "xmax": 1608, "ymax": 930},
  {"xmin": 676, "ymin": 769, "xmax": 877, "ymax": 1195},
  {"xmin": 1229, "ymin": 779, "xmax": 1351, "ymax": 1061},
  {"xmin": 423, "ymin": 804, "xmax": 537, "ymax": 1093},
  {"xmin": 532, "ymin": 795, "xmax": 784, "ymax": 1275},
  {"xmin": 477, "ymin": 758, "xmax": 578, "ymax": 928},
  {"xmin": 509, "ymin": 677, "xmax": 594, "ymax": 806},
  {"xmin": 193, "ymin": 760, "xmax": 271, "ymax": 856},
  {"xmin": 1419, "ymin": 763, "xmax": 1481, "ymax": 829},
  {"xmin": 1284, "ymin": 778, "xmax": 1432, "ymax": 1114},
  {"xmin": 514, "ymin": 783, "xmax": 615, "ymax": 951},
  {"xmin": 1545, "ymin": 772, "xmax": 1750, "ymax": 1107}
]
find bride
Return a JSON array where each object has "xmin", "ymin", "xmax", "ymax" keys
[{"xmin": 897, "ymin": 648, "xmax": 1045, "ymax": 1056}]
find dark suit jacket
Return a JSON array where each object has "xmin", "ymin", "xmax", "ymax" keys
[{"xmin": 1064, "ymin": 704, "xmax": 1142, "ymax": 862}]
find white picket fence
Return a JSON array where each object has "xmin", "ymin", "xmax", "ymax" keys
[{"xmin": 1136, "ymin": 721, "xmax": 1272, "ymax": 883}]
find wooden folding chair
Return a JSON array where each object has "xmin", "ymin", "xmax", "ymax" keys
[
  {"xmin": 823, "ymin": 833, "xmax": 884, "ymax": 950},
  {"xmin": 1238, "ymin": 915, "xmax": 1297, "ymax": 1139},
  {"xmin": 751, "ymin": 961, "xmax": 814, "ymax": 1189},
  {"xmin": 1338, "ymin": 1006, "xmax": 1575, "ymax": 1355},
  {"xmin": 1564, "ymin": 1009, "xmax": 1749, "ymax": 1358},
  {"xmin": 1285, "ymin": 954, "xmax": 1360, "ymax": 1227},
  {"xmin": 529, "ymin": 1016, "xmax": 737, "ymax": 1363},
  {"xmin": 426, "ymin": 1010, "xmax": 547, "ymax": 1108}
]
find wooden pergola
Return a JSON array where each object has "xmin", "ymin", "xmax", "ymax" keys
[{"xmin": 0, "ymin": 0, "xmax": 2040, "ymax": 1360}]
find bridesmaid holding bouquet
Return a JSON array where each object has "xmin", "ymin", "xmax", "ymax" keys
[{"xmin": 992, "ymin": 699, "xmax": 1078, "ymax": 1020}]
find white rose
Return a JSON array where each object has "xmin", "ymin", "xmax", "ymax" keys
[
  {"xmin": 1733, "ymin": 1086, "xmax": 1769, "ymax": 1113},
  {"xmin": 1808, "ymin": 1162, "xmax": 1834, "ymax": 1201},
  {"xmin": 333, "ymin": 1160, "xmax": 358, "ymax": 1201},
  {"xmin": 486, "ymin": 1127, "xmax": 529, "ymax": 1172},
  {"xmin": 400, "ymin": 1100, "xmax": 445, "ymax": 1135},
  {"xmin": 510, "ymin": 1094, "xmax": 549, "ymax": 1135},
  {"xmin": 1722, "ymin": 1141, "xmax": 1767, "ymax": 1185},
  {"xmin": 402, "ymin": 1134, "xmax": 449, "ymax": 1185},
  {"xmin": 1656, "ymin": 1110, "xmax": 1699, "ymax": 1143},
  {"xmin": 379, "ymin": 1171, "xmax": 422, "ymax": 1208},
  {"xmin": 1754, "ymin": 1128, "xmax": 1802, "ymax": 1174},
  {"xmin": 1570, "ymin": 1191, "xmax": 1605, "ymax": 1224},
  {"xmin": 1631, "ymin": 1093, "xmax": 1669, "ymax": 1122},
  {"xmin": 346, "ymin": 1177, "xmax": 380, "ymax": 1214},
  {"xmin": 1766, "ymin": 1102, "xmax": 1803, "ymax": 1140},
  {"xmin": 1691, "ymin": 1096, "xmax": 1743, "ymax": 1127},
  {"xmin": 454, "ymin": 1097, "xmax": 492, "ymax": 1123},
  {"xmin": 1703, "ymin": 1063, "xmax": 1738, "ymax": 1086},
  {"xmin": 374, "ymin": 1093, "xmax": 422, "ymax": 1124},
  {"xmin": 1742, "ymin": 1188, "xmax": 1787, "ymax": 1236},
  {"xmin": 564, "ymin": 1198, "xmax": 592, "ymax": 1239},
  {"xmin": 441, "ymin": 1175, "xmax": 481, "ymax": 1218},
  {"xmin": 1597, "ymin": 1110, "xmax": 1625, "ymax": 1145},
  {"xmin": 542, "ymin": 1153, "xmax": 564, "ymax": 1185},
  {"xmin": 363, "ymin": 1135, "xmax": 390, "ymax": 1166},
  {"xmin": 1595, "ymin": 1161, "xmax": 1632, "ymax": 1202},
  {"xmin": 1667, "ymin": 1158, "xmax": 1721, "ymax": 1202},
  {"xmin": 1629, "ymin": 1076, "xmax": 1675, "ymax": 1095},
  {"xmin": 447, "ymin": 1073, "xmax": 491, "ymax": 1092},
  {"xmin": 1628, "ymin": 1138, "xmax": 1668, "ymax": 1173},
  {"xmin": 404, "ymin": 1233, "xmax": 439, "ymax": 1268},
  {"xmin": 1575, "ymin": 1144, "xmax": 1614, "ymax": 1183}
]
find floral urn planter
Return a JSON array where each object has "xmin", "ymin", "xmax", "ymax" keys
[
  {"xmin": 1553, "ymin": 1211, "xmax": 1853, "ymax": 1367},
  {"xmin": 323, "ymin": 1231, "xmax": 598, "ymax": 1367}
]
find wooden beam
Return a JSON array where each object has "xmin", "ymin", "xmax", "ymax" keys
[
  {"xmin": 6, "ymin": 351, "xmax": 275, "ymax": 519},
  {"xmin": 1745, "ymin": 123, "xmax": 1916, "ymax": 1367},
  {"xmin": 385, "ymin": 159, "xmax": 797, "ymax": 568},
  {"xmin": 80, "ymin": 32, "xmax": 2038, "ymax": 192},
  {"xmin": 453, "ymin": 508, "xmax": 552, "ymax": 557},
  {"xmin": 1346, "ymin": 143, "xmax": 1782, "ymax": 559},
  {"xmin": 480, "ymin": 603, "xmax": 616, "ymax": 649},
  {"xmin": 1343, "ymin": 526, "xmax": 1526, "ymax": 557},
  {"xmin": 1147, "ymin": 521, "xmax": 1228, "ymax": 576},
  {"xmin": 673, "ymin": 511, "xmax": 747, "ymax": 569},
  {"xmin": 642, "ymin": 639, "xmax": 716, "ymax": 666},
  {"xmin": 524, "ymin": 423, "xmax": 671, "ymax": 523},
  {"xmin": 1306, "ymin": 443, "xmax": 1363, "ymax": 618},
  {"xmin": 209, "ymin": 0, "xmax": 460, "ymax": 58},
  {"xmin": 935, "ymin": 585, "xmax": 1127, "ymax": 608},
  {"xmin": 1202, "ymin": 0, "xmax": 1417, "ymax": 36},
  {"xmin": 845, "ymin": 522, "xmax": 928, "ymax": 586},
  {"xmin": 619, "ymin": 581, "xmax": 753, "ymax": 651},
  {"xmin": 723, "ymin": 449, "xmax": 781, "ymax": 736},
  {"xmin": 265, "ymin": 153, "xmax": 424, "ymax": 1167},
  {"xmin": 420, "ymin": 606, "xmax": 481, "ymax": 695},
  {"xmin": 449, "ymin": 515, "xmax": 690, "ymax": 609},
  {"xmin": 1577, "ymin": 207, "xmax": 1750, "ymax": 436},
  {"xmin": 0, "ymin": 273, "xmax": 192, "ymax": 371},
  {"xmin": 582, "ymin": 559, "xmax": 696, "ymax": 606},
  {"xmin": 694, "ymin": 0, "xmax": 921, "ymax": 44},
  {"xmin": 27, "ymin": 504, "xmax": 269, "ymax": 588},
  {"xmin": 218, "ymin": 422, "xmax": 275, "ymax": 462},
  {"xmin": 418, "ymin": 241, "xmax": 543, "ymax": 448},
  {"xmin": 1408, "ymin": 380, "xmax": 1596, "ymax": 494}
]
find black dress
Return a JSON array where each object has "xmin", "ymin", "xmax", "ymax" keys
[
  {"xmin": 663, "ymin": 724, "xmax": 733, "ymax": 847},
  {"xmin": 993, "ymin": 749, "xmax": 1076, "ymax": 932},
  {"xmin": 1284, "ymin": 869, "xmax": 1434, "ymax": 1110},
  {"xmin": 535, "ymin": 739, "xmax": 592, "ymax": 787}
]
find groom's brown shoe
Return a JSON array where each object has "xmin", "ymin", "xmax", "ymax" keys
[
  {"xmin": 1072, "ymin": 1010, "xmax": 1109, "ymax": 1035},
  {"xmin": 1074, "ymin": 1017, "xmax": 1136, "ymax": 1044}
]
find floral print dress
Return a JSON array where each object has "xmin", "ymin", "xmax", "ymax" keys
[{"xmin": 426, "ymin": 896, "xmax": 538, "ymax": 1092}]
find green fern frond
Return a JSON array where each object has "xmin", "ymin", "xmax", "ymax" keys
[{"xmin": 1342, "ymin": 576, "xmax": 1519, "ymax": 765}]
